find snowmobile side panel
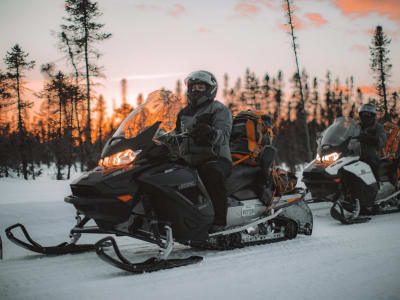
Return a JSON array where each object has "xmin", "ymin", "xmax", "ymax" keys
[
  {"xmin": 326, "ymin": 156, "xmax": 359, "ymax": 176},
  {"xmin": 303, "ymin": 162, "xmax": 340, "ymax": 200},
  {"xmin": 343, "ymin": 161, "xmax": 376, "ymax": 185},
  {"xmin": 226, "ymin": 199, "xmax": 266, "ymax": 227},
  {"xmin": 137, "ymin": 163, "xmax": 214, "ymax": 242}
]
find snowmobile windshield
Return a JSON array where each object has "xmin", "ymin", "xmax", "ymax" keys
[
  {"xmin": 113, "ymin": 89, "xmax": 183, "ymax": 140},
  {"xmin": 320, "ymin": 117, "xmax": 361, "ymax": 147}
]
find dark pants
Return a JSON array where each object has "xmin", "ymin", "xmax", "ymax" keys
[{"xmin": 197, "ymin": 159, "xmax": 232, "ymax": 226}]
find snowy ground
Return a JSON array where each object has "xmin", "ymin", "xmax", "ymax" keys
[{"xmin": 1, "ymin": 175, "xmax": 400, "ymax": 300}]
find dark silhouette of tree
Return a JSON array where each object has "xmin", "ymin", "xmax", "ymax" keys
[
  {"xmin": 370, "ymin": 25, "xmax": 392, "ymax": 121},
  {"xmin": 284, "ymin": 0, "xmax": 312, "ymax": 161},
  {"xmin": 4, "ymin": 44, "xmax": 35, "ymax": 179},
  {"xmin": 137, "ymin": 93, "xmax": 144, "ymax": 106},
  {"xmin": 175, "ymin": 80, "xmax": 182, "ymax": 99},
  {"xmin": 61, "ymin": 0, "xmax": 112, "ymax": 145},
  {"xmin": 324, "ymin": 71, "xmax": 334, "ymax": 125},
  {"xmin": 94, "ymin": 94, "xmax": 107, "ymax": 153}
]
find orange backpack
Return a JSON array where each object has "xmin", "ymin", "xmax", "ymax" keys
[
  {"xmin": 383, "ymin": 122, "xmax": 400, "ymax": 160},
  {"xmin": 230, "ymin": 110, "xmax": 273, "ymax": 166}
]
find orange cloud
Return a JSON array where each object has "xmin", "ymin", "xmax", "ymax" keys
[
  {"xmin": 234, "ymin": 2, "xmax": 261, "ymax": 18},
  {"xmin": 334, "ymin": 0, "xmax": 400, "ymax": 22},
  {"xmin": 350, "ymin": 44, "xmax": 368, "ymax": 52},
  {"xmin": 197, "ymin": 27, "xmax": 212, "ymax": 34},
  {"xmin": 305, "ymin": 13, "xmax": 328, "ymax": 27},
  {"xmin": 358, "ymin": 85, "xmax": 376, "ymax": 95},
  {"xmin": 168, "ymin": 3, "xmax": 186, "ymax": 17},
  {"xmin": 277, "ymin": 14, "xmax": 305, "ymax": 31}
]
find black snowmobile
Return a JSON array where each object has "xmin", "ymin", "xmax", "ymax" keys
[
  {"xmin": 5, "ymin": 90, "xmax": 313, "ymax": 273},
  {"xmin": 302, "ymin": 117, "xmax": 400, "ymax": 224}
]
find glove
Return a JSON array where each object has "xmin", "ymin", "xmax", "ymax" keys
[
  {"xmin": 191, "ymin": 122, "xmax": 215, "ymax": 145},
  {"xmin": 359, "ymin": 132, "xmax": 378, "ymax": 145}
]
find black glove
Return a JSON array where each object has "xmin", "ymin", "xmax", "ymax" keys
[
  {"xmin": 191, "ymin": 122, "xmax": 215, "ymax": 145},
  {"xmin": 359, "ymin": 132, "xmax": 378, "ymax": 145}
]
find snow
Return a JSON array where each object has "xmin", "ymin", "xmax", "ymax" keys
[{"xmin": 1, "ymin": 176, "xmax": 400, "ymax": 300}]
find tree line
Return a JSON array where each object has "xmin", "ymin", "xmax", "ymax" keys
[{"xmin": 0, "ymin": 0, "xmax": 397, "ymax": 179}]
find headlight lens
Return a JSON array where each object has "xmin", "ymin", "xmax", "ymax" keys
[
  {"xmin": 316, "ymin": 152, "xmax": 340, "ymax": 163},
  {"xmin": 99, "ymin": 149, "xmax": 141, "ymax": 168}
]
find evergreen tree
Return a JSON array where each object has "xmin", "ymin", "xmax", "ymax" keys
[
  {"xmin": 370, "ymin": 25, "xmax": 392, "ymax": 121},
  {"xmin": 4, "ymin": 44, "xmax": 35, "ymax": 179},
  {"xmin": 175, "ymin": 80, "xmax": 182, "ymax": 99},
  {"xmin": 61, "ymin": 0, "xmax": 112, "ymax": 144},
  {"xmin": 284, "ymin": 0, "xmax": 312, "ymax": 161}
]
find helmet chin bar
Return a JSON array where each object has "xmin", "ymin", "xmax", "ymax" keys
[{"xmin": 188, "ymin": 94, "xmax": 210, "ymax": 107}]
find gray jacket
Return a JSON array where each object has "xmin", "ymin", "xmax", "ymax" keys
[
  {"xmin": 360, "ymin": 121, "xmax": 387, "ymax": 159},
  {"xmin": 175, "ymin": 100, "xmax": 232, "ymax": 166}
]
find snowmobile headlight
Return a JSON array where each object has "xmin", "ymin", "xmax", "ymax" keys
[
  {"xmin": 99, "ymin": 149, "xmax": 142, "ymax": 168},
  {"xmin": 318, "ymin": 152, "xmax": 340, "ymax": 163}
]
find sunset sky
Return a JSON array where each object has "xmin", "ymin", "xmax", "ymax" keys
[{"xmin": 1, "ymin": 0, "xmax": 400, "ymax": 112}]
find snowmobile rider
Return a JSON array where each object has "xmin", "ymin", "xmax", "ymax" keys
[
  {"xmin": 357, "ymin": 103, "xmax": 387, "ymax": 186},
  {"xmin": 175, "ymin": 70, "xmax": 233, "ymax": 233}
]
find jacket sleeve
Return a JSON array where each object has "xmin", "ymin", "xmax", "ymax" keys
[
  {"xmin": 211, "ymin": 104, "xmax": 232, "ymax": 146},
  {"xmin": 376, "ymin": 123, "xmax": 387, "ymax": 150},
  {"xmin": 175, "ymin": 111, "xmax": 182, "ymax": 134}
]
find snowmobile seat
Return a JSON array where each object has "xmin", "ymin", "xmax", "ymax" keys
[{"xmin": 226, "ymin": 164, "xmax": 261, "ymax": 195}]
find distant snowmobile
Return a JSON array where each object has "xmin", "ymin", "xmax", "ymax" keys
[
  {"xmin": 303, "ymin": 117, "xmax": 400, "ymax": 224},
  {"xmin": 5, "ymin": 90, "xmax": 312, "ymax": 272}
]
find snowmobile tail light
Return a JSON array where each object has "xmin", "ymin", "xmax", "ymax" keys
[
  {"xmin": 118, "ymin": 195, "xmax": 133, "ymax": 202},
  {"xmin": 99, "ymin": 149, "xmax": 141, "ymax": 168}
]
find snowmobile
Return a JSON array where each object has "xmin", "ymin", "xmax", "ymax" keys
[
  {"xmin": 302, "ymin": 116, "xmax": 400, "ymax": 224},
  {"xmin": 5, "ymin": 90, "xmax": 313, "ymax": 272}
]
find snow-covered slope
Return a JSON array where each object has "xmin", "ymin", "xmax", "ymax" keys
[{"xmin": 1, "ymin": 177, "xmax": 400, "ymax": 300}]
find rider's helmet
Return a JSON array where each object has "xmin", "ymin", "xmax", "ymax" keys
[
  {"xmin": 184, "ymin": 70, "xmax": 218, "ymax": 107},
  {"xmin": 358, "ymin": 103, "xmax": 377, "ymax": 127}
]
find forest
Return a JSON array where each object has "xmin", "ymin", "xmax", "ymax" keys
[{"xmin": 0, "ymin": 0, "xmax": 398, "ymax": 180}]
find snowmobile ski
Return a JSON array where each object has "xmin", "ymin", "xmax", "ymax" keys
[
  {"xmin": 330, "ymin": 200, "xmax": 371, "ymax": 225},
  {"xmin": 5, "ymin": 223, "xmax": 95, "ymax": 255},
  {"xmin": 95, "ymin": 226, "xmax": 203, "ymax": 273}
]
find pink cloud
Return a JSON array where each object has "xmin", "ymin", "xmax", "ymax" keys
[
  {"xmin": 135, "ymin": 4, "xmax": 160, "ymax": 10},
  {"xmin": 350, "ymin": 44, "xmax": 368, "ymax": 52},
  {"xmin": 334, "ymin": 0, "xmax": 400, "ymax": 22},
  {"xmin": 253, "ymin": 0, "xmax": 275, "ymax": 9},
  {"xmin": 305, "ymin": 13, "xmax": 328, "ymax": 27},
  {"xmin": 197, "ymin": 27, "xmax": 212, "ymax": 34},
  {"xmin": 277, "ymin": 14, "xmax": 305, "ymax": 31},
  {"xmin": 168, "ymin": 3, "xmax": 186, "ymax": 17},
  {"xmin": 234, "ymin": 2, "xmax": 261, "ymax": 18}
]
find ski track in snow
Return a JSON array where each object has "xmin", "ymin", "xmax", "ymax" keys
[{"xmin": 1, "ymin": 178, "xmax": 400, "ymax": 300}]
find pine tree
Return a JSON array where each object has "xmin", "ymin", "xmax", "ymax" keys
[
  {"xmin": 283, "ymin": 0, "xmax": 312, "ymax": 161},
  {"xmin": 370, "ymin": 25, "xmax": 392, "ymax": 121},
  {"xmin": 4, "ymin": 44, "xmax": 35, "ymax": 179},
  {"xmin": 175, "ymin": 80, "xmax": 182, "ymax": 99},
  {"xmin": 61, "ymin": 0, "xmax": 112, "ymax": 145}
]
